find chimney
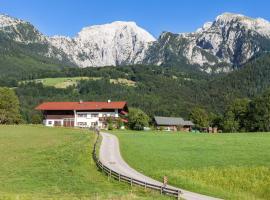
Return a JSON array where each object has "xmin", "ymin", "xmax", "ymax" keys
[
  {"xmin": 107, "ymin": 99, "xmax": 111, "ymax": 103},
  {"xmin": 79, "ymin": 100, "xmax": 83, "ymax": 104}
]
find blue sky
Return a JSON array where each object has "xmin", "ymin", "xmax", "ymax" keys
[{"xmin": 1, "ymin": 0, "xmax": 270, "ymax": 38}]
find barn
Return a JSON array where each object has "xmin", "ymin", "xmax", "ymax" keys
[{"xmin": 154, "ymin": 116, "xmax": 194, "ymax": 132}]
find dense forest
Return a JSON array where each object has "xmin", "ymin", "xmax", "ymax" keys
[{"xmin": 2, "ymin": 52, "xmax": 270, "ymax": 129}]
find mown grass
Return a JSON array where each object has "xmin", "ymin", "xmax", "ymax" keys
[
  {"xmin": 0, "ymin": 125, "xmax": 168, "ymax": 200},
  {"xmin": 113, "ymin": 130, "xmax": 270, "ymax": 200}
]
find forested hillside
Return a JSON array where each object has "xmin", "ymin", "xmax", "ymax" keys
[{"xmin": 9, "ymin": 53, "xmax": 270, "ymax": 124}]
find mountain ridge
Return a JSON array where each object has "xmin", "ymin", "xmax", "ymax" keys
[{"xmin": 1, "ymin": 13, "xmax": 270, "ymax": 73}]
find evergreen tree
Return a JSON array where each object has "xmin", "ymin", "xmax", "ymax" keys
[{"xmin": 0, "ymin": 87, "xmax": 22, "ymax": 124}]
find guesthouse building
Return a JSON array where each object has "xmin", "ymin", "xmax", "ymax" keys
[{"xmin": 35, "ymin": 100, "xmax": 128, "ymax": 129}]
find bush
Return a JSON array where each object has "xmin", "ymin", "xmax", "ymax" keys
[{"xmin": 127, "ymin": 108, "xmax": 149, "ymax": 131}]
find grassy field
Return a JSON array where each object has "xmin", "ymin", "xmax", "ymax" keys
[
  {"xmin": 0, "ymin": 125, "xmax": 167, "ymax": 200},
  {"xmin": 20, "ymin": 77, "xmax": 136, "ymax": 88},
  {"xmin": 113, "ymin": 130, "xmax": 270, "ymax": 200},
  {"xmin": 21, "ymin": 77, "xmax": 92, "ymax": 88}
]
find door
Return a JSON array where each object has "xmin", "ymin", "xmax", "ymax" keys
[{"xmin": 63, "ymin": 118, "xmax": 75, "ymax": 127}]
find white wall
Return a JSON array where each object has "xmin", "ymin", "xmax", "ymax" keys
[
  {"xmin": 44, "ymin": 119, "xmax": 63, "ymax": 127},
  {"xmin": 43, "ymin": 110, "xmax": 120, "ymax": 128},
  {"xmin": 75, "ymin": 111, "xmax": 119, "ymax": 128}
]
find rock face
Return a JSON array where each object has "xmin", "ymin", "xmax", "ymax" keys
[
  {"xmin": 49, "ymin": 21, "xmax": 156, "ymax": 67},
  {"xmin": 1, "ymin": 13, "xmax": 270, "ymax": 72},
  {"xmin": 0, "ymin": 14, "xmax": 156, "ymax": 67},
  {"xmin": 144, "ymin": 13, "xmax": 270, "ymax": 72}
]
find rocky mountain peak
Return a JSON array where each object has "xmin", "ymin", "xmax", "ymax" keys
[
  {"xmin": 0, "ymin": 14, "xmax": 23, "ymax": 28},
  {"xmin": 48, "ymin": 21, "xmax": 156, "ymax": 67}
]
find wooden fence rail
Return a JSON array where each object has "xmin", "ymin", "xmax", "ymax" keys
[{"xmin": 92, "ymin": 131, "xmax": 182, "ymax": 199}]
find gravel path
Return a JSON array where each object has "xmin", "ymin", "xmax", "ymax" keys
[{"xmin": 99, "ymin": 132, "xmax": 221, "ymax": 200}]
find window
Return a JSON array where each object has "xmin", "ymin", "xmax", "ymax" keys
[
  {"xmin": 48, "ymin": 121, "xmax": 52, "ymax": 125},
  {"xmin": 91, "ymin": 122, "xmax": 97, "ymax": 126},
  {"xmin": 78, "ymin": 122, "xmax": 87, "ymax": 126},
  {"xmin": 78, "ymin": 114, "xmax": 87, "ymax": 118},
  {"xmin": 91, "ymin": 114, "xmax": 98, "ymax": 118}
]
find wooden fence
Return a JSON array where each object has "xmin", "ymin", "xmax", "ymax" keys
[{"xmin": 92, "ymin": 131, "xmax": 182, "ymax": 199}]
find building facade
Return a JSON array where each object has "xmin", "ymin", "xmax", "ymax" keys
[{"xmin": 35, "ymin": 101, "xmax": 128, "ymax": 129}]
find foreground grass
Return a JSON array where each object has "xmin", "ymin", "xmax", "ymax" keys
[
  {"xmin": 0, "ymin": 125, "xmax": 168, "ymax": 200},
  {"xmin": 113, "ymin": 130, "xmax": 270, "ymax": 200}
]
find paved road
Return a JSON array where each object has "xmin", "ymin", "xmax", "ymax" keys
[{"xmin": 99, "ymin": 132, "xmax": 221, "ymax": 200}]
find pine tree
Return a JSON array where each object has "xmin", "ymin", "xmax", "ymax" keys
[{"xmin": 0, "ymin": 87, "xmax": 22, "ymax": 124}]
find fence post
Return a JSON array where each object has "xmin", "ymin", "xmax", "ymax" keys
[
  {"xmin": 160, "ymin": 186, "xmax": 163, "ymax": 194},
  {"xmin": 118, "ymin": 174, "xmax": 121, "ymax": 182},
  {"xmin": 144, "ymin": 182, "xmax": 147, "ymax": 190},
  {"xmin": 130, "ymin": 178, "xmax": 133, "ymax": 186},
  {"xmin": 177, "ymin": 190, "xmax": 181, "ymax": 200}
]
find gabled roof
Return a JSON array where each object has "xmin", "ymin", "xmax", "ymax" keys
[
  {"xmin": 154, "ymin": 116, "xmax": 194, "ymax": 126},
  {"xmin": 35, "ymin": 101, "xmax": 127, "ymax": 111}
]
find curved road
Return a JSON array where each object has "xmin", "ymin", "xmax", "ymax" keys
[{"xmin": 99, "ymin": 132, "xmax": 221, "ymax": 200}]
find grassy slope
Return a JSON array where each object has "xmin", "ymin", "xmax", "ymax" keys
[
  {"xmin": 21, "ymin": 77, "xmax": 136, "ymax": 89},
  {"xmin": 114, "ymin": 131, "xmax": 270, "ymax": 200},
  {"xmin": 31, "ymin": 77, "xmax": 91, "ymax": 88},
  {"xmin": 0, "ymin": 126, "xmax": 167, "ymax": 200}
]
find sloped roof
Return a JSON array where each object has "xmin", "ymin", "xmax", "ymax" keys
[
  {"xmin": 35, "ymin": 101, "xmax": 127, "ymax": 111},
  {"xmin": 154, "ymin": 116, "xmax": 194, "ymax": 126}
]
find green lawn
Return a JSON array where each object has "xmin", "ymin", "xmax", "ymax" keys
[
  {"xmin": 113, "ymin": 130, "xmax": 270, "ymax": 200},
  {"xmin": 0, "ymin": 125, "xmax": 167, "ymax": 200}
]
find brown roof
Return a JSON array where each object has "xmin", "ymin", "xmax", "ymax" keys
[{"xmin": 35, "ymin": 101, "xmax": 127, "ymax": 111}]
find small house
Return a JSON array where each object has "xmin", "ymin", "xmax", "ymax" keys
[{"xmin": 154, "ymin": 116, "xmax": 194, "ymax": 132}]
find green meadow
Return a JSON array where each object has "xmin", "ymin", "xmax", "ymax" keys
[
  {"xmin": 114, "ymin": 131, "xmax": 270, "ymax": 200},
  {"xmin": 21, "ymin": 77, "xmax": 92, "ymax": 88},
  {"xmin": 0, "ymin": 125, "xmax": 167, "ymax": 200},
  {"xmin": 19, "ymin": 77, "xmax": 136, "ymax": 89}
]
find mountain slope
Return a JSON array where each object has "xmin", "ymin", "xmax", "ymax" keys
[
  {"xmin": 49, "ymin": 21, "xmax": 156, "ymax": 67},
  {"xmin": 144, "ymin": 13, "xmax": 270, "ymax": 72},
  {"xmin": 0, "ymin": 14, "xmax": 156, "ymax": 69},
  {"xmin": 1, "ymin": 13, "xmax": 270, "ymax": 73}
]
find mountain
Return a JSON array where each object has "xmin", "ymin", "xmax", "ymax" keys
[
  {"xmin": 144, "ymin": 13, "xmax": 270, "ymax": 72},
  {"xmin": 1, "ymin": 13, "xmax": 270, "ymax": 73},
  {"xmin": 0, "ymin": 14, "xmax": 156, "ymax": 69},
  {"xmin": 49, "ymin": 21, "xmax": 156, "ymax": 67},
  {"xmin": 0, "ymin": 14, "xmax": 76, "ymax": 81}
]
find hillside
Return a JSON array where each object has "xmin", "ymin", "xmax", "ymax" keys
[{"xmin": 13, "ymin": 53, "xmax": 270, "ymax": 123}]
